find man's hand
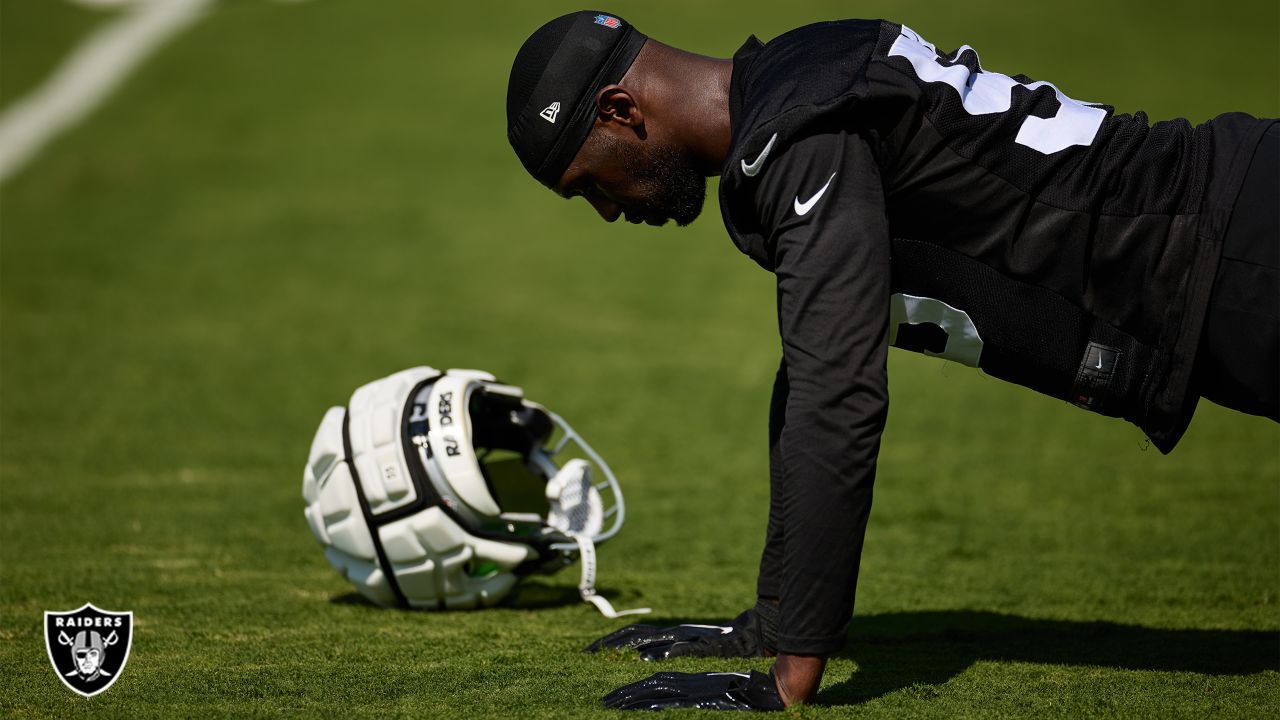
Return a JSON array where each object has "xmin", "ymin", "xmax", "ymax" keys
[
  {"xmin": 601, "ymin": 671, "xmax": 785, "ymax": 711},
  {"xmin": 584, "ymin": 604, "xmax": 776, "ymax": 660}
]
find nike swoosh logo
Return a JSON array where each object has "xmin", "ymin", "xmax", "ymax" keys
[
  {"xmin": 740, "ymin": 133, "xmax": 777, "ymax": 177},
  {"xmin": 794, "ymin": 172, "xmax": 837, "ymax": 216}
]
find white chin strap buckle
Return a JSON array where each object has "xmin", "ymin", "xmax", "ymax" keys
[
  {"xmin": 541, "ymin": 450, "xmax": 649, "ymax": 618},
  {"xmin": 573, "ymin": 535, "xmax": 649, "ymax": 619}
]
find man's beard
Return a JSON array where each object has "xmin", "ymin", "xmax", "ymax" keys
[{"xmin": 609, "ymin": 136, "xmax": 707, "ymax": 226}]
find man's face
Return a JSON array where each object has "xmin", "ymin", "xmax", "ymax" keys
[{"xmin": 555, "ymin": 128, "xmax": 706, "ymax": 227}]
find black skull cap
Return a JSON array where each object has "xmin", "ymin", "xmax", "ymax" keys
[{"xmin": 507, "ymin": 11, "xmax": 647, "ymax": 188}]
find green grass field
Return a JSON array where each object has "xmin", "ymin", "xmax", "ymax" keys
[{"xmin": 1, "ymin": 1, "xmax": 1277, "ymax": 717}]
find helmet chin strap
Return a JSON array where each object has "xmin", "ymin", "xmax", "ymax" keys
[
  {"xmin": 573, "ymin": 534, "xmax": 650, "ymax": 618},
  {"xmin": 543, "ymin": 458, "xmax": 650, "ymax": 617}
]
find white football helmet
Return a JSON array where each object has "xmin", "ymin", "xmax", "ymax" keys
[{"xmin": 302, "ymin": 366, "xmax": 647, "ymax": 617}]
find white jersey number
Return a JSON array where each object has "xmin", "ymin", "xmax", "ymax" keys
[{"xmin": 888, "ymin": 25, "xmax": 1106, "ymax": 155}]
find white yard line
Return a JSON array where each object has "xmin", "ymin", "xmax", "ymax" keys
[{"xmin": 0, "ymin": 0, "xmax": 214, "ymax": 185}]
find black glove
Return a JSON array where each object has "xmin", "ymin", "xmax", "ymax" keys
[
  {"xmin": 602, "ymin": 670, "xmax": 784, "ymax": 711},
  {"xmin": 585, "ymin": 601, "xmax": 778, "ymax": 660}
]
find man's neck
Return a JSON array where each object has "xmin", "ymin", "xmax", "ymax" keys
[{"xmin": 632, "ymin": 41, "xmax": 734, "ymax": 175}]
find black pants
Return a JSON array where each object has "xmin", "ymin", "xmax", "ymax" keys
[{"xmin": 1195, "ymin": 124, "xmax": 1280, "ymax": 421}]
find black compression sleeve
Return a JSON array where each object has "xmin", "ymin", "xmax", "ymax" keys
[{"xmin": 752, "ymin": 129, "xmax": 890, "ymax": 654}]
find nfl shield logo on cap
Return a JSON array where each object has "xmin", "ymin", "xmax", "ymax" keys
[{"xmin": 594, "ymin": 15, "xmax": 622, "ymax": 29}]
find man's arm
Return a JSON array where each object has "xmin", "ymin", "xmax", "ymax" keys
[
  {"xmin": 596, "ymin": 129, "xmax": 890, "ymax": 710},
  {"xmin": 755, "ymin": 361, "xmax": 787, "ymax": 606},
  {"xmin": 757, "ymin": 128, "xmax": 891, "ymax": 703}
]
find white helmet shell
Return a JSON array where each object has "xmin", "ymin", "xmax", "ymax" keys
[{"xmin": 301, "ymin": 367, "xmax": 634, "ymax": 612}]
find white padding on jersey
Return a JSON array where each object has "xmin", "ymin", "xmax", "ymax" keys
[
  {"xmin": 1015, "ymin": 101, "xmax": 1108, "ymax": 155},
  {"xmin": 426, "ymin": 375, "xmax": 501, "ymax": 517},
  {"xmin": 889, "ymin": 25, "xmax": 1105, "ymax": 154},
  {"xmin": 346, "ymin": 366, "xmax": 437, "ymax": 515},
  {"xmin": 889, "ymin": 293, "xmax": 984, "ymax": 367}
]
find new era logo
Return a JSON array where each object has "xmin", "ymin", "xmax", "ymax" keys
[{"xmin": 540, "ymin": 102, "xmax": 560, "ymax": 124}]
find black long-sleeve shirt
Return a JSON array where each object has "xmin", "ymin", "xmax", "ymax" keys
[
  {"xmin": 718, "ymin": 20, "xmax": 1271, "ymax": 654},
  {"xmin": 752, "ymin": 131, "xmax": 889, "ymax": 653}
]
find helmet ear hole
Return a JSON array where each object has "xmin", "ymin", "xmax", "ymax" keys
[{"xmin": 469, "ymin": 390, "xmax": 553, "ymax": 455}]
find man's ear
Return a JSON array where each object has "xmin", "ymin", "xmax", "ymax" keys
[{"xmin": 595, "ymin": 85, "xmax": 645, "ymax": 131}]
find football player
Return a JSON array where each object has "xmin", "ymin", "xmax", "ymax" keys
[{"xmin": 505, "ymin": 11, "xmax": 1277, "ymax": 710}]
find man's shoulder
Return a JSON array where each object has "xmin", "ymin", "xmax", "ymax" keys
[
  {"xmin": 729, "ymin": 19, "xmax": 894, "ymax": 149},
  {"xmin": 737, "ymin": 19, "xmax": 890, "ymax": 99},
  {"xmin": 758, "ymin": 18, "xmax": 890, "ymax": 54},
  {"xmin": 720, "ymin": 19, "xmax": 898, "ymax": 267}
]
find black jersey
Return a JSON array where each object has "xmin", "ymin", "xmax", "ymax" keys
[{"xmin": 718, "ymin": 19, "xmax": 1274, "ymax": 653}]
